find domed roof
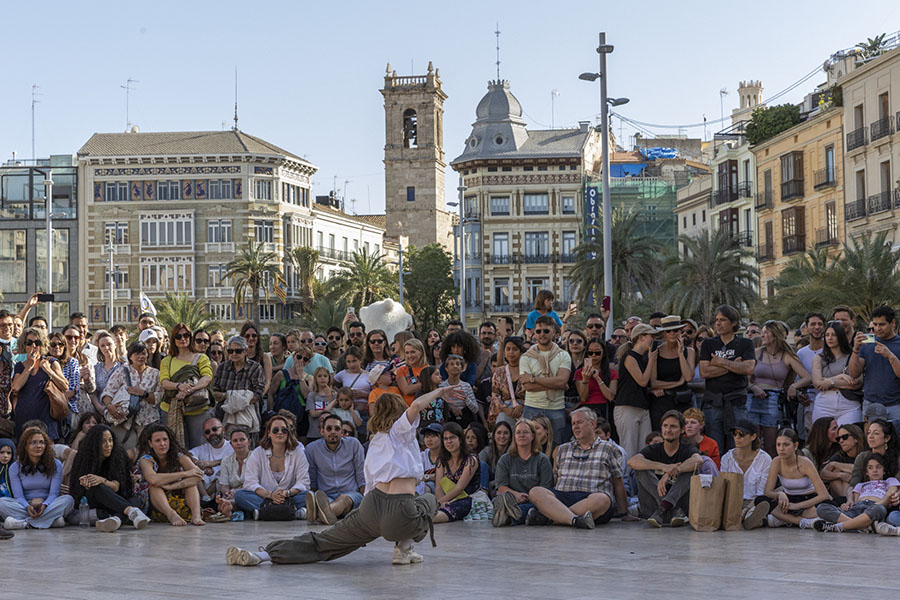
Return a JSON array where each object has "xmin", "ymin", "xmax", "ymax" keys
[{"xmin": 475, "ymin": 80, "xmax": 524, "ymax": 123}]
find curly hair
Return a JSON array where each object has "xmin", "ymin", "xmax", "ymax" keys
[
  {"xmin": 868, "ymin": 419, "xmax": 900, "ymax": 478},
  {"xmin": 17, "ymin": 427, "xmax": 56, "ymax": 476},
  {"xmin": 440, "ymin": 331, "xmax": 481, "ymax": 365},
  {"xmin": 139, "ymin": 424, "xmax": 184, "ymax": 472},
  {"xmin": 68, "ymin": 424, "xmax": 133, "ymax": 500}
]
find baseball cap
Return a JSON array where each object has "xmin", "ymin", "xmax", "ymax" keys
[
  {"xmin": 420, "ymin": 423, "xmax": 443, "ymax": 436},
  {"xmin": 729, "ymin": 418, "xmax": 759, "ymax": 436},
  {"xmin": 138, "ymin": 329, "xmax": 159, "ymax": 343},
  {"xmin": 629, "ymin": 323, "xmax": 659, "ymax": 341},
  {"xmin": 864, "ymin": 403, "xmax": 888, "ymax": 421}
]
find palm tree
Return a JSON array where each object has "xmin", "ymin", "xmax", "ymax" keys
[
  {"xmin": 297, "ymin": 295, "xmax": 349, "ymax": 333},
  {"xmin": 856, "ymin": 33, "xmax": 887, "ymax": 59},
  {"xmin": 662, "ymin": 229, "xmax": 758, "ymax": 322},
  {"xmin": 287, "ymin": 246, "xmax": 319, "ymax": 311},
  {"xmin": 155, "ymin": 292, "xmax": 221, "ymax": 332},
  {"xmin": 569, "ymin": 206, "xmax": 662, "ymax": 310},
  {"xmin": 327, "ymin": 248, "xmax": 397, "ymax": 310},
  {"xmin": 768, "ymin": 248, "xmax": 841, "ymax": 324},
  {"xmin": 223, "ymin": 241, "xmax": 282, "ymax": 323}
]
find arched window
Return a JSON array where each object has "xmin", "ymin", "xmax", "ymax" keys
[{"xmin": 403, "ymin": 109, "xmax": 418, "ymax": 148}]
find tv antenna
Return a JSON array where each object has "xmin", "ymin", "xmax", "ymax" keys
[
  {"xmin": 495, "ymin": 23, "xmax": 501, "ymax": 79},
  {"xmin": 31, "ymin": 84, "xmax": 41, "ymax": 162},
  {"xmin": 233, "ymin": 67, "xmax": 239, "ymax": 130},
  {"xmin": 121, "ymin": 78, "xmax": 139, "ymax": 131}
]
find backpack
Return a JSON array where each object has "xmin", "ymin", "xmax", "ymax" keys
[{"xmin": 273, "ymin": 369, "xmax": 306, "ymax": 422}]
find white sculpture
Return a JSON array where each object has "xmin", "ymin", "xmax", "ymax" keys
[{"xmin": 358, "ymin": 299, "xmax": 413, "ymax": 343}]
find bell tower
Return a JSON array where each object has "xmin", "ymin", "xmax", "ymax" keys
[{"xmin": 381, "ymin": 61, "xmax": 453, "ymax": 250}]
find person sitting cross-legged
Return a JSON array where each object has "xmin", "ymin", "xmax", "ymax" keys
[
  {"xmin": 491, "ymin": 419, "xmax": 553, "ymax": 527},
  {"xmin": 304, "ymin": 414, "xmax": 365, "ymax": 525},
  {"xmin": 525, "ymin": 407, "xmax": 627, "ymax": 529},
  {"xmin": 627, "ymin": 409, "xmax": 703, "ymax": 527}
]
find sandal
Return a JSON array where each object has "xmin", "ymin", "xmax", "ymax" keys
[{"xmin": 206, "ymin": 512, "xmax": 230, "ymax": 523}]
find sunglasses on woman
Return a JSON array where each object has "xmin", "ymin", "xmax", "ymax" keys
[
  {"xmin": 270, "ymin": 426, "xmax": 289, "ymax": 434},
  {"xmin": 174, "ymin": 333, "xmax": 191, "ymax": 340},
  {"xmin": 837, "ymin": 433, "xmax": 852, "ymax": 441},
  {"xmin": 586, "ymin": 350, "xmax": 604, "ymax": 356}
]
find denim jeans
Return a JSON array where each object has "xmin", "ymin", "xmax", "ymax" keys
[
  {"xmin": 321, "ymin": 490, "xmax": 364, "ymax": 509},
  {"xmin": 234, "ymin": 489, "xmax": 307, "ymax": 514},
  {"xmin": 522, "ymin": 406, "xmax": 567, "ymax": 445},
  {"xmin": 702, "ymin": 401, "xmax": 747, "ymax": 454}
]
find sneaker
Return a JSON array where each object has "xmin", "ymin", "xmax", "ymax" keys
[
  {"xmin": 231, "ymin": 511, "xmax": 245, "ymax": 522},
  {"xmin": 305, "ymin": 491, "xmax": 318, "ymax": 524},
  {"xmin": 767, "ymin": 514, "xmax": 788, "ymax": 528},
  {"xmin": 874, "ymin": 521, "xmax": 900, "ymax": 536},
  {"xmin": 226, "ymin": 546, "xmax": 262, "ymax": 567},
  {"xmin": 525, "ymin": 507, "xmax": 551, "ymax": 526},
  {"xmin": 129, "ymin": 508, "xmax": 150, "ymax": 530},
  {"xmin": 572, "ymin": 511, "xmax": 595, "ymax": 530},
  {"xmin": 294, "ymin": 507, "xmax": 307, "ymax": 520},
  {"xmin": 743, "ymin": 502, "xmax": 770, "ymax": 530},
  {"xmin": 4, "ymin": 517, "xmax": 26, "ymax": 531},
  {"xmin": 815, "ymin": 521, "xmax": 842, "ymax": 533},
  {"xmin": 392, "ymin": 545, "xmax": 425, "ymax": 565},
  {"xmin": 627, "ymin": 503, "xmax": 641, "ymax": 518},
  {"xmin": 668, "ymin": 507, "xmax": 686, "ymax": 528},
  {"xmin": 95, "ymin": 516, "xmax": 121, "ymax": 533},
  {"xmin": 51, "ymin": 516, "xmax": 66, "ymax": 528},
  {"xmin": 0, "ymin": 526, "xmax": 13, "ymax": 540},
  {"xmin": 252, "ymin": 509, "xmax": 259, "ymax": 521},
  {"xmin": 491, "ymin": 492, "xmax": 519, "ymax": 527},
  {"xmin": 799, "ymin": 517, "xmax": 821, "ymax": 530},
  {"xmin": 314, "ymin": 490, "xmax": 336, "ymax": 525},
  {"xmin": 647, "ymin": 508, "xmax": 669, "ymax": 528}
]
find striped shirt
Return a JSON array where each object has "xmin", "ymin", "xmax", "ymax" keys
[{"xmin": 554, "ymin": 437, "xmax": 622, "ymax": 498}]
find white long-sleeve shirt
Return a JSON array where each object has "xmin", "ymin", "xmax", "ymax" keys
[{"xmin": 242, "ymin": 444, "xmax": 310, "ymax": 494}]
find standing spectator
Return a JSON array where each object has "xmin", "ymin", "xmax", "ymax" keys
[
  {"xmin": 100, "ymin": 341, "xmax": 160, "ymax": 449},
  {"xmin": 65, "ymin": 324, "xmax": 96, "ymax": 415},
  {"xmin": 650, "ymin": 316, "xmax": 695, "ymax": 429},
  {"xmin": 335, "ymin": 322, "xmax": 367, "ymax": 372},
  {"xmin": 526, "ymin": 408, "xmax": 626, "ymax": 529},
  {"xmin": 110, "ymin": 325, "xmax": 129, "ymax": 365},
  {"xmin": 832, "ymin": 305, "xmax": 857, "ymax": 345},
  {"xmin": 211, "ymin": 336, "xmax": 266, "ymax": 440},
  {"xmin": 520, "ymin": 315, "xmax": 572, "ymax": 445},
  {"xmin": 699, "ymin": 305, "xmax": 756, "ymax": 453},
  {"xmin": 575, "ymin": 338, "xmax": 618, "ymax": 423},
  {"xmin": 812, "ymin": 320, "xmax": 862, "ymax": 426},
  {"xmin": 565, "ymin": 330, "xmax": 588, "ymax": 412},
  {"xmin": 488, "ymin": 336, "xmax": 525, "ymax": 428},
  {"xmin": 304, "ymin": 414, "xmax": 365, "ymax": 525},
  {"xmin": 12, "ymin": 327, "xmax": 68, "ymax": 440},
  {"xmin": 305, "ymin": 367, "xmax": 335, "ymax": 443},
  {"xmin": 93, "ymin": 331, "xmax": 123, "ymax": 414},
  {"xmin": 628, "ymin": 410, "xmax": 702, "ymax": 527},
  {"xmin": 160, "ymin": 324, "xmax": 214, "ymax": 449},
  {"xmin": 849, "ymin": 305, "xmax": 900, "ymax": 426},
  {"xmin": 324, "ymin": 327, "xmax": 345, "ymax": 367},
  {"xmin": 496, "ymin": 316, "xmax": 515, "ymax": 341},
  {"xmin": 396, "ymin": 340, "xmax": 428, "ymax": 405},
  {"xmin": 613, "ymin": 324, "xmax": 658, "ymax": 460},
  {"xmin": 69, "ymin": 312, "xmax": 98, "ymax": 366},
  {"xmin": 524, "ymin": 290, "xmax": 564, "ymax": 340},
  {"xmin": 362, "ymin": 329, "xmax": 392, "ymax": 372},
  {"xmin": 796, "ymin": 313, "xmax": 826, "ymax": 439},
  {"xmin": 0, "ymin": 427, "xmax": 74, "ymax": 529},
  {"xmin": 292, "ymin": 330, "xmax": 333, "ymax": 376},
  {"xmin": 267, "ymin": 333, "xmax": 288, "ymax": 371},
  {"xmin": 47, "ymin": 331, "xmax": 80, "ymax": 420},
  {"xmin": 492, "ymin": 419, "xmax": 553, "ymax": 527},
  {"xmin": 438, "ymin": 331, "xmax": 482, "ymax": 388},
  {"xmin": 719, "ymin": 419, "xmax": 772, "ymax": 529},
  {"xmin": 333, "ymin": 347, "xmax": 371, "ymax": 407},
  {"xmin": 241, "ymin": 322, "xmax": 274, "ymax": 395},
  {"xmin": 137, "ymin": 312, "xmax": 156, "ymax": 332},
  {"xmin": 139, "ymin": 329, "xmax": 163, "ymax": 370},
  {"xmin": 192, "ymin": 329, "xmax": 212, "ymax": 359},
  {"xmin": 608, "ymin": 328, "xmax": 628, "ymax": 363}
]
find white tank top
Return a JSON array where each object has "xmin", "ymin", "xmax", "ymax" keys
[{"xmin": 364, "ymin": 413, "xmax": 424, "ymax": 494}]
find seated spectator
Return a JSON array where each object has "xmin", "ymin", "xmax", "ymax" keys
[
  {"xmin": 367, "ymin": 364, "xmax": 401, "ymax": 406},
  {"xmin": 235, "ymin": 415, "xmax": 310, "ymax": 520},
  {"xmin": 0, "ymin": 438, "xmax": 14, "ymax": 498},
  {"xmin": 433, "ymin": 422, "xmax": 480, "ymax": 523},
  {"xmin": 628, "ymin": 409, "xmax": 702, "ymax": 527},
  {"xmin": 189, "ymin": 417, "xmax": 233, "ymax": 499},
  {"xmin": 851, "ymin": 418, "xmax": 900, "ymax": 488},
  {"xmin": 414, "ymin": 366, "xmax": 444, "ymax": 427},
  {"xmin": 418, "ymin": 423, "xmax": 442, "ymax": 495},
  {"xmin": 440, "ymin": 354, "xmax": 482, "ymax": 427},
  {"xmin": 645, "ymin": 431, "xmax": 663, "ymax": 446},
  {"xmin": 801, "ymin": 417, "xmax": 839, "ymax": 472},
  {"xmin": 216, "ymin": 426, "xmax": 252, "ymax": 520},
  {"xmin": 719, "ymin": 419, "xmax": 772, "ymax": 529},
  {"xmin": 755, "ymin": 428, "xmax": 831, "ymax": 529},
  {"xmin": 304, "ymin": 414, "xmax": 365, "ymax": 525},
  {"xmin": 682, "ymin": 408, "xmax": 721, "ymax": 468},
  {"xmin": 331, "ymin": 387, "xmax": 362, "ymax": 430},
  {"xmin": 100, "ymin": 341, "xmax": 160, "ymax": 450},
  {"xmin": 138, "ymin": 424, "xmax": 206, "ymax": 526},
  {"xmin": 596, "ymin": 416, "xmax": 633, "ymax": 499},
  {"xmin": 466, "ymin": 422, "xmax": 491, "ymax": 491},
  {"xmin": 489, "ymin": 336, "xmax": 526, "ymax": 428},
  {"xmin": 439, "ymin": 331, "xmax": 482, "ymax": 388},
  {"xmin": 341, "ymin": 421, "xmax": 356, "ymax": 439},
  {"xmin": 305, "ymin": 367, "xmax": 335, "ymax": 443},
  {"xmin": 525, "ymin": 408, "xmax": 626, "ymax": 529},
  {"xmin": 815, "ymin": 452, "xmax": 900, "ymax": 535},
  {"xmin": 268, "ymin": 348, "xmax": 312, "ymax": 416},
  {"xmin": 333, "ymin": 347, "xmax": 371, "ymax": 407},
  {"xmin": 821, "ymin": 423, "xmax": 864, "ymax": 499},
  {"xmin": 0, "ymin": 426, "xmax": 74, "ymax": 529},
  {"xmin": 480, "ymin": 421, "xmax": 512, "ymax": 489},
  {"xmin": 492, "ymin": 419, "xmax": 553, "ymax": 527},
  {"xmin": 68, "ymin": 423, "xmax": 150, "ymax": 532},
  {"xmin": 532, "ymin": 415, "xmax": 555, "ymax": 464},
  {"xmin": 12, "ymin": 327, "xmax": 69, "ymax": 440}
]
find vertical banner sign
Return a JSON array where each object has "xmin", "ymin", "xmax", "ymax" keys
[{"xmin": 583, "ymin": 183, "xmax": 600, "ymax": 305}]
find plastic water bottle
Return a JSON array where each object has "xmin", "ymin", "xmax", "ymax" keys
[{"xmin": 79, "ymin": 496, "xmax": 90, "ymax": 527}]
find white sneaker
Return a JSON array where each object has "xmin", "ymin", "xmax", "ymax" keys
[
  {"xmin": 392, "ymin": 545, "xmax": 424, "ymax": 565},
  {"xmin": 798, "ymin": 517, "xmax": 821, "ymax": 530},
  {"xmin": 128, "ymin": 508, "xmax": 150, "ymax": 530},
  {"xmin": 874, "ymin": 521, "xmax": 900, "ymax": 536},
  {"xmin": 226, "ymin": 546, "xmax": 262, "ymax": 566},
  {"xmin": 51, "ymin": 516, "xmax": 66, "ymax": 528},
  {"xmin": 96, "ymin": 516, "xmax": 121, "ymax": 532},
  {"xmin": 295, "ymin": 507, "xmax": 307, "ymax": 520},
  {"xmin": 4, "ymin": 517, "xmax": 27, "ymax": 530},
  {"xmin": 767, "ymin": 514, "xmax": 788, "ymax": 528}
]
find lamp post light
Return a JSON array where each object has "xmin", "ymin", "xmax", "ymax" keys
[
  {"xmin": 578, "ymin": 32, "xmax": 628, "ymax": 340},
  {"xmin": 448, "ymin": 175, "xmax": 468, "ymax": 328},
  {"xmin": 41, "ymin": 176, "xmax": 54, "ymax": 327}
]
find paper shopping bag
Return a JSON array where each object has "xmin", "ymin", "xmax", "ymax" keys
[
  {"xmin": 720, "ymin": 472, "xmax": 744, "ymax": 531},
  {"xmin": 688, "ymin": 474, "xmax": 725, "ymax": 532}
]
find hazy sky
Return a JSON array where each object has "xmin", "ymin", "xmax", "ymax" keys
[{"xmin": 2, "ymin": 1, "xmax": 898, "ymax": 214}]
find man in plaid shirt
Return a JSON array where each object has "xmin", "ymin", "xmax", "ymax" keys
[{"xmin": 524, "ymin": 407, "xmax": 628, "ymax": 529}]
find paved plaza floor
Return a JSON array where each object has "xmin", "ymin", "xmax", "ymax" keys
[{"xmin": 7, "ymin": 518, "xmax": 897, "ymax": 599}]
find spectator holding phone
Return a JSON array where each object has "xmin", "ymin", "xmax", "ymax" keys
[{"xmin": 849, "ymin": 305, "xmax": 900, "ymax": 425}]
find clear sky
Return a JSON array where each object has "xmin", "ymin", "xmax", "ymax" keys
[{"xmin": 2, "ymin": 1, "xmax": 898, "ymax": 214}]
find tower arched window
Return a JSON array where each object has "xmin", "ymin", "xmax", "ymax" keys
[{"xmin": 403, "ymin": 109, "xmax": 418, "ymax": 148}]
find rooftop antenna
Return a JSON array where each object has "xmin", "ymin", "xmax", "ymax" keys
[
  {"xmin": 31, "ymin": 84, "xmax": 41, "ymax": 162},
  {"xmin": 233, "ymin": 68, "xmax": 239, "ymax": 131},
  {"xmin": 121, "ymin": 78, "xmax": 139, "ymax": 131},
  {"xmin": 495, "ymin": 23, "xmax": 501, "ymax": 79},
  {"xmin": 551, "ymin": 89, "xmax": 559, "ymax": 129},
  {"xmin": 719, "ymin": 87, "xmax": 729, "ymax": 124}
]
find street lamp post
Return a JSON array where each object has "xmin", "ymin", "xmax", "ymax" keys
[
  {"xmin": 104, "ymin": 240, "xmax": 117, "ymax": 329},
  {"xmin": 457, "ymin": 177, "xmax": 467, "ymax": 328},
  {"xmin": 42, "ymin": 176, "xmax": 54, "ymax": 327}
]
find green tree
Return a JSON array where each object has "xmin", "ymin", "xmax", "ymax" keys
[
  {"xmin": 327, "ymin": 248, "xmax": 397, "ymax": 310},
  {"xmin": 223, "ymin": 241, "xmax": 282, "ymax": 323},
  {"xmin": 767, "ymin": 248, "xmax": 839, "ymax": 324},
  {"xmin": 662, "ymin": 229, "xmax": 759, "ymax": 322},
  {"xmin": 297, "ymin": 296, "xmax": 348, "ymax": 333},
  {"xmin": 287, "ymin": 246, "xmax": 320, "ymax": 311},
  {"xmin": 745, "ymin": 104, "xmax": 802, "ymax": 145},
  {"xmin": 569, "ymin": 206, "xmax": 662, "ymax": 311},
  {"xmin": 155, "ymin": 292, "xmax": 221, "ymax": 332},
  {"xmin": 405, "ymin": 243, "xmax": 456, "ymax": 332}
]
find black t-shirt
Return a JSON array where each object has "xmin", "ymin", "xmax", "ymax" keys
[
  {"xmin": 616, "ymin": 350, "xmax": 650, "ymax": 409},
  {"xmin": 699, "ymin": 335, "xmax": 755, "ymax": 394},
  {"xmin": 826, "ymin": 451, "xmax": 855, "ymax": 465},
  {"xmin": 639, "ymin": 440, "xmax": 699, "ymax": 465}
]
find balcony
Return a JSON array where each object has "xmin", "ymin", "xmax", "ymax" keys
[
  {"xmin": 868, "ymin": 191, "xmax": 893, "ymax": 215},
  {"xmin": 845, "ymin": 198, "xmax": 867, "ymax": 221},
  {"xmin": 782, "ymin": 234, "xmax": 806, "ymax": 255},
  {"xmin": 491, "ymin": 303, "xmax": 511, "ymax": 312},
  {"xmin": 559, "ymin": 253, "xmax": 577, "ymax": 263},
  {"xmin": 202, "ymin": 287, "xmax": 235, "ymax": 298},
  {"xmin": 738, "ymin": 181, "xmax": 754, "ymax": 198},
  {"xmin": 205, "ymin": 242, "xmax": 235, "ymax": 253},
  {"xmin": 896, "ymin": 188, "xmax": 900, "ymax": 209},
  {"xmin": 317, "ymin": 246, "xmax": 350, "ymax": 262},
  {"xmin": 813, "ymin": 168, "xmax": 837, "ymax": 189},
  {"xmin": 846, "ymin": 127, "xmax": 868, "ymax": 151},
  {"xmin": 731, "ymin": 230, "xmax": 753, "ymax": 248},
  {"xmin": 781, "ymin": 179, "xmax": 804, "ymax": 202},
  {"xmin": 815, "ymin": 228, "xmax": 839, "ymax": 247},
  {"xmin": 512, "ymin": 302, "xmax": 531, "ymax": 313},
  {"xmin": 261, "ymin": 242, "xmax": 277, "ymax": 253},
  {"xmin": 523, "ymin": 254, "xmax": 551, "ymax": 264},
  {"xmin": 485, "ymin": 253, "xmax": 511, "ymax": 265},
  {"xmin": 758, "ymin": 242, "xmax": 774, "ymax": 262},
  {"xmin": 715, "ymin": 186, "xmax": 739, "ymax": 205},
  {"xmin": 100, "ymin": 288, "xmax": 133, "ymax": 300},
  {"xmin": 871, "ymin": 116, "xmax": 894, "ymax": 142},
  {"xmin": 756, "ymin": 190, "xmax": 773, "ymax": 210}
]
